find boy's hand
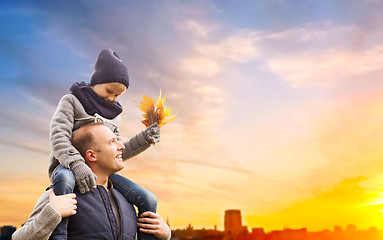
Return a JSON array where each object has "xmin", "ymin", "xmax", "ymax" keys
[
  {"xmin": 145, "ymin": 122, "xmax": 160, "ymax": 144},
  {"xmin": 137, "ymin": 211, "xmax": 170, "ymax": 238},
  {"xmin": 49, "ymin": 188, "xmax": 77, "ymax": 217},
  {"xmin": 70, "ymin": 161, "xmax": 97, "ymax": 194}
]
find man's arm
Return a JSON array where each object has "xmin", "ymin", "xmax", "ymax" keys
[
  {"xmin": 137, "ymin": 211, "xmax": 171, "ymax": 240},
  {"xmin": 12, "ymin": 189, "xmax": 77, "ymax": 240}
]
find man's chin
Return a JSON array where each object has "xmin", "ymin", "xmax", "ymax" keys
[{"xmin": 115, "ymin": 163, "xmax": 125, "ymax": 171}]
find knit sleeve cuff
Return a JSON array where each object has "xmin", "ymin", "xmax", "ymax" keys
[
  {"xmin": 37, "ymin": 203, "xmax": 62, "ymax": 230},
  {"xmin": 159, "ymin": 226, "xmax": 171, "ymax": 240}
]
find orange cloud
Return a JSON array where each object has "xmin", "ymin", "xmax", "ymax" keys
[
  {"xmin": 246, "ymin": 177, "xmax": 383, "ymax": 231},
  {"xmin": 217, "ymin": 87, "xmax": 383, "ymax": 231},
  {"xmin": 181, "ymin": 57, "xmax": 220, "ymax": 77},
  {"xmin": 306, "ymin": 91, "xmax": 383, "ymax": 184},
  {"xmin": 0, "ymin": 172, "xmax": 50, "ymax": 227}
]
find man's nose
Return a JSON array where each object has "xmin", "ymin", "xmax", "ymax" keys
[{"xmin": 117, "ymin": 141, "xmax": 125, "ymax": 150}]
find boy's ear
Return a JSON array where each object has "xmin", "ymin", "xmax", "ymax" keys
[{"xmin": 86, "ymin": 150, "xmax": 97, "ymax": 162}]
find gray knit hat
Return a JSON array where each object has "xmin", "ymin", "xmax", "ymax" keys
[{"xmin": 90, "ymin": 49, "xmax": 130, "ymax": 88}]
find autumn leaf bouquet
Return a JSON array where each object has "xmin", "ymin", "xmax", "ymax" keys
[{"xmin": 139, "ymin": 90, "xmax": 176, "ymax": 128}]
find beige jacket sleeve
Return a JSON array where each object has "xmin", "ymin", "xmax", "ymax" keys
[
  {"xmin": 50, "ymin": 94, "xmax": 84, "ymax": 169},
  {"xmin": 12, "ymin": 191, "xmax": 62, "ymax": 240}
]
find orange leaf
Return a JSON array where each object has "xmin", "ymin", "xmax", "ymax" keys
[
  {"xmin": 139, "ymin": 90, "xmax": 176, "ymax": 127},
  {"xmin": 139, "ymin": 95, "xmax": 157, "ymax": 126},
  {"xmin": 141, "ymin": 119, "xmax": 151, "ymax": 128}
]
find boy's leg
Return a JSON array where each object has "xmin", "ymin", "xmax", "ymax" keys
[
  {"xmin": 109, "ymin": 174, "xmax": 157, "ymax": 240},
  {"xmin": 50, "ymin": 166, "xmax": 75, "ymax": 240}
]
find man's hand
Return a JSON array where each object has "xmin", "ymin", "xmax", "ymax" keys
[
  {"xmin": 49, "ymin": 188, "xmax": 77, "ymax": 218},
  {"xmin": 137, "ymin": 211, "xmax": 170, "ymax": 238}
]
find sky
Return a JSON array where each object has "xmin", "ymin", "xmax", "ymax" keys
[{"xmin": 1, "ymin": 0, "xmax": 383, "ymax": 232}]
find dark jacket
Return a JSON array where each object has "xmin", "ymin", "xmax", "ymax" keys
[{"xmin": 67, "ymin": 185, "xmax": 137, "ymax": 240}]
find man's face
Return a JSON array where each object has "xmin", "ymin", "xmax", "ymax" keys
[{"xmin": 92, "ymin": 125, "xmax": 125, "ymax": 173}]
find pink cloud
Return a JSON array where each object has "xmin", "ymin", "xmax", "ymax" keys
[{"xmin": 267, "ymin": 45, "xmax": 383, "ymax": 88}]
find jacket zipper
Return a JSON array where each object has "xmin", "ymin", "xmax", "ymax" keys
[
  {"xmin": 111, "ymin": 190, "xmax": 123, "ymax": 240},
  {"xmin": 98, "ymin": 186, "xmax": 119, "ymax": 240}
]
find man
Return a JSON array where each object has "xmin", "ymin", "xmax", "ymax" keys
[{"xmin": 12, "ymin": 123, "xmax": 170, "ymax": 240}]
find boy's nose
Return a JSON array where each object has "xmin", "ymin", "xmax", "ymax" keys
[{"xmin": 107, "ymin": 96, "xmax": 116, "ymax": 102}]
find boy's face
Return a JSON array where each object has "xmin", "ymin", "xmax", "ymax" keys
[{"xmin": 91, "ymin": 82, "xmax": 126, "ymax": 102}]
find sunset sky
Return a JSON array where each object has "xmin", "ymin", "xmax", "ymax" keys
[{"xmin": 2, "ymin": 0, "xmax": 383, "ymax": 232}]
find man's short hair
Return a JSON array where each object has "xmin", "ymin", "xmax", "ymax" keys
[{"xmin": 71, "ymin": 123, "xmax": 104, "ymax": 159}]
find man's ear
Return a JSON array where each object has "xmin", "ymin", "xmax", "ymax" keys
[{"xmin": 86, "ymin": 150, "xmax": 97, "ymax": 162}]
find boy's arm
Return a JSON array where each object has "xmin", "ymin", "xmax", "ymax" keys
[
  {"xmin": 50, "ymin": 95, "xmax": 96, "ymax": 193},
  {"xmin": 12, "ymin": 191, "xmax": 61, "ymax": 240},
  {"xmin": 121, "ymin": 122, "xmax": 160, "ymax": 160}
]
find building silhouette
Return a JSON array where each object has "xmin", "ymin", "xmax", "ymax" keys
[
  {"xmin": 224, "ymin": 209, "xmax": 242, "ymax": 236},
  {"xmin": 0, "ymin": 225, "xmax": 16, "ymax": 240}
]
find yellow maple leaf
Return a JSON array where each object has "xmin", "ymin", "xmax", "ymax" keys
[{"xmin": 139, "ymin": 90, "xmax": 176, "ymax": 127}]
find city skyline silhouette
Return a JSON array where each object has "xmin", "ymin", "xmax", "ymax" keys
[
  {"xmin": 2, "ymin": 209, "xmax": 382, "ymax": 240},
  {"xmin": 172, "ymin": 209, "xmax": 382, "ymax": 240}
]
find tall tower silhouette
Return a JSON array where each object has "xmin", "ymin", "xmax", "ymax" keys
[{"xmin": 224, "ymin": 209, "xmax": 242, "ymax": 235}]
